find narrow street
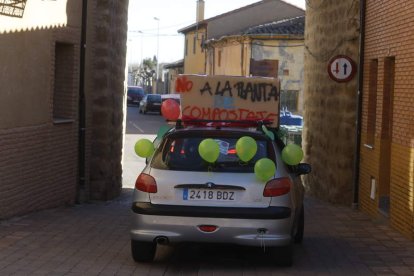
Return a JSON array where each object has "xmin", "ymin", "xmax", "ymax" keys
[
  {"xmin": 0, "ymin": 106, "xmax": 413, "ymax": 275},
  {"xmin": 123, "ymin": 105, "xmax": 169, "ymax": 189}
]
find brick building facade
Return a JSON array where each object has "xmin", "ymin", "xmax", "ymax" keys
[
  {"xmin": 358, "ymin": 0, "xmax": 414, "ymax": 239},
  {"xmin": 0, "ymin": 0, "xmax": 128, "ymax": 218}
]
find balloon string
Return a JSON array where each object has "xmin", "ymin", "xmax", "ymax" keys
[{"xmin": 208, "ymin": 165, "xmax": 212, "ymax": 176}]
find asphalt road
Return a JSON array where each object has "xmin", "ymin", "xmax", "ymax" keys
[
  {"xmin": 123, "ymin": 105, "xmax": 170, "ymax": 189},
  {"xmin": 126, "ymin": 105, "xmax": 167, "ymax": 136}
]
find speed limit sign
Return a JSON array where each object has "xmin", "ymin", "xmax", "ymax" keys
[{"xmin": 327, "ymin": 55, "xmax": 356, "ymax": 83}]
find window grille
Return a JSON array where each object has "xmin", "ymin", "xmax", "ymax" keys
[{"xmin": 0, "ymin": 0, "xmax": 27, "ymax": 18}]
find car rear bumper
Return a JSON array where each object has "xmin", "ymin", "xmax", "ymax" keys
[
  {"xmin": 147, "ymin": 105, "xmax": 161, "ymax": 112},
  {"xmin": 130, "ymin": 202, "xmax": 293, "ymax": 247},
  {"xmin": 132, "ymin": 202, "xmax": 291, "ymax": 219}
]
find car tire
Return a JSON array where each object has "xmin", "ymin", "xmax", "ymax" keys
[
  {"xmin": 143, "ymin": 108, "xmax": 147, "ymax": 114},
  {"xmin": 131, "ymin": 240, "xmax": 156, "ymax": 262},
  {"xmin": 139, "ymin": 108, "xmax": 142, "ymax": 114},
  {"xmin": 294, "ymin": 205, "xmax": 304, "ymax": 244}
]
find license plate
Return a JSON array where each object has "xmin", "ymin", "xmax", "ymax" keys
[
  {"xmin": 183, "ymin": 189, "xmax": 235, "ymax": 201},
  {"xmin": 153, "ymin": 103, "xmax": 161, "ymax": 105}
]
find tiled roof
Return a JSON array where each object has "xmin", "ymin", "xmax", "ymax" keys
[
  {"xmin": 164, "ymin": 59, "xmax": 184, "ymax": 69},
  {"xmin": 242, "ymin": 16, "xmax": 305, "ymax": 36}
]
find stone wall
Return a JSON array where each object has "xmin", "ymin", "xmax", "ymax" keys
[
  {"xmin": 85, "ymin": 0, "xmax": 129, "ymax": 200},
  {"xmin": 303, "ymin": 0, "xmax": 360, "ymax": 204}
]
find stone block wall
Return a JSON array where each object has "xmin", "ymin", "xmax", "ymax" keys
[
  {"xmin": 303, "ymin": 0, "xmax": 360, "ymax": 204},
  {"xmin": 85, "ymin": 0, "xmax": 129, "ymax": 200}
]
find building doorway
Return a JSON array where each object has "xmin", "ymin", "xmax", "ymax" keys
[{"xmin": 378, "ymin": 57, "xmax": 395, "ymax": 216}]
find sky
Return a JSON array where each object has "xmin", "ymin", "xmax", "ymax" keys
[{"xmin": 127, "ymin": 0, "xmax": 306, "ymax": 66}]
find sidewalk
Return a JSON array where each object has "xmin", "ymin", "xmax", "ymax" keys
[{"xmin": 1, "ymin": 189, "xmax": 414, "ymax": 275}]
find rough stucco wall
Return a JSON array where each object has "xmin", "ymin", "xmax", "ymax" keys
[
  {"xmin": 252, "ymin": 39, "xmax": 304, "ymax": 114},
  {"xmin": 85, "ymin": 0, "xmax": 129, "ymax": 200},
  {"xmin": 303, "ymin": 0, "xmax": 360, "ymax": 204},
  {"xmin": 0, "ymin": 0, "xmax": 81, "ymax": 218}
]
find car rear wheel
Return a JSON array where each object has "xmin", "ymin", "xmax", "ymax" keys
[
  {"xmin": 143, "ymin": 108, "xmax": 147, "ymax": 114},
  {"xmin": 131, "ymin": 240, "xmax": 156, "ymax": 262},
  {"xmin": 294, "ymin": 205, "xmax": 304, "ymax": 244}
]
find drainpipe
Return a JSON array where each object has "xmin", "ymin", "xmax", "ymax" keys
[
  {"xmin": 77, "ymin": 0, "xmax": 88, "ymax": 202},
  {"xmin": 352, "ymin": 0, "xmax": 366, "ymax": 209}
]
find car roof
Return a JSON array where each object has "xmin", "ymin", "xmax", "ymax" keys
[{"xmin": 165, "ymin": 126, "xmax": 271, "ymax": 140}]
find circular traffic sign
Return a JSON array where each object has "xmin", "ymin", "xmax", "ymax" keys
[{"xmin": 327, "ymin": 55, "xmax": 356, "ymax": 83}]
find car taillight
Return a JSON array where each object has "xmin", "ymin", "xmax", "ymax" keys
[
  {"xmin": 263, "ymin": 177, "xmax": 291, "ymax": 197},
  {"xmin": 198, "ymin": 225, "xmax": 218, "ymax": 233},
  {"xmin": 135, "ymin": 173, "xmax": 157, "ymax": 193}
]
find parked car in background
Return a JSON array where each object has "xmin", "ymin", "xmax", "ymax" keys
[
  {"xmin": 161, "ymin": 93, "xmax": 181, "ymax": 105},
  {"xmin": 127, "ymin": 86, "xmax": 145, "ymax": 105},
  {"xmin": 130, "ymin": 121, "xmax": 311, "ymax": 265},
  {"xmin": 139, "ymin": 94, "xmax": 162, "ymax": 114},
  {"xmin": 280, "ymin": 109, "xmax": 303, "ymax": 128},
  {"xmin": 279, "ymin": 109, "xmax": 303, "ymax": 146}
]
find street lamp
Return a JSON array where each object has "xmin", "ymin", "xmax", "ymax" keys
[
  {"xmin": 138, "ymin": 30, "xmax": 143, "ymax": 67},
  {"xmin": 154, "ymin": 17, "xmax": 160, "ymax": 93}
]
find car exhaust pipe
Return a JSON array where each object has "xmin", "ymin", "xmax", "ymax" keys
[{"xmin": 154, "ymin": 236, "xmax": 169, "ymax": 245}]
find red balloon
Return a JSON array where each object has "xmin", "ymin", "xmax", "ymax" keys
[{"xmin": 161, "ymin": 99, "xmax": 180, "ymax": 121}]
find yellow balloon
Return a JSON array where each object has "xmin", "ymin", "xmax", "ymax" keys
[
  {"xmin": 254, "ymin": 158, "xmax": 276, "ymax": 182},
  {"xmin": 198, "ymin": 139, "xmax": 220, "ymax": 163},
  {"xmin": 281, "ymin": 144, "xmax": 303, "ymax": 165},
  {"xmin": 236, "ymin": 136, "xmax": 257, "ymax": 162},
  {"xmin": 134, "ymin": 139, "xmax": 155, "ymax": 158}
]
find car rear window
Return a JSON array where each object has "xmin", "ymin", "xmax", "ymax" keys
[
  {"xmin": 128, "ymin": 88, "xmax": 144, "ymax": 95},
  {"xmin": 151, "ymin": 136, "xmax": 269, "ymax": 172},
  {"xmin": 148, "ymin": 95, "xmax": 161, "ymax": 102}
]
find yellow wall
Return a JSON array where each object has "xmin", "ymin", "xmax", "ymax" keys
[
  {"xmin": 207, "ymin": 38, "xmax": 304, "ymax": 113},
  {"xmin": 359, "ymin": 135, "xmax": 414, "ymax": 239},
  {"xmin": 183, "ymin": 27, "xmax": 206, "ymax": 74},
  {"xmin": 211, "ymin": 38, "xmax": 247, "ymax": 76}
]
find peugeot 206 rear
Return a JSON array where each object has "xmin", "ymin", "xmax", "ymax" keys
[
  {"xmin": 130, "ymin": 74, "xmax": 311, "ymax": 266},
  {"xmin": 130, "ymin": 124, "xmax": 310, "ymax": 265}
]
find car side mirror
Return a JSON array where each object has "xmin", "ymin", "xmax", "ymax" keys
[{"xmin": 292, "ymin": 163, "xmax": 311, "ymax": 175}]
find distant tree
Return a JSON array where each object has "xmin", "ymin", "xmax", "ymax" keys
[{"xmin": 131, "ymin": 56, "xmax": 157, "ymax": 92}]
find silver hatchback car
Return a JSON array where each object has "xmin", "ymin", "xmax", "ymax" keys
[{"xmin": 130, "ymin": 122, "xmax": 311, "ymax": 265}]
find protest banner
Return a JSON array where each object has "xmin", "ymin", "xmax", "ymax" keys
[{"xmin": 174, "ymin": 75, "xmax": 280, "ymax": 128}]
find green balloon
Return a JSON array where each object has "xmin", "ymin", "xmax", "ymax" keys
[
  {"xmin": 265, "ymin": 130, "xmax": 275, "ymax": 141},
  {"xmin": 157, "ymin": 125, "xmax": 171, "ymax": 138},
  {"xmin": 281, "ymin": 144, "xmax": 304, "ymax": 165},
  {"xmin": 254, "ymin": 158, "xmax": 276, "ymax": 182},
  {"xmin": 236, "ymin": 136, "xmax": 257, "ymax": 162},
  {"xmin": 198, "ymin": 138, "xmax": 220, "ymax": 163},
  {"xmin": 134, "ymin": 139, "xmax": 155, "ymax": 158}
]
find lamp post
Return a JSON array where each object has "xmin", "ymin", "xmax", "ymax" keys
[
  {"xmin": 154, "ymin": 17, "xmax": 160, "ymax": 93},
  {"xmin": 138, "ymin": 30, "xmax": 143, "ymax": 67}
]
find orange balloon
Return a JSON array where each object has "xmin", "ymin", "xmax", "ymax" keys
[{"xmin": 161, "ymin": 99, "xmax": 180, "ymax": 120}]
